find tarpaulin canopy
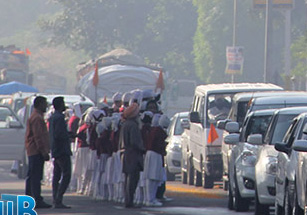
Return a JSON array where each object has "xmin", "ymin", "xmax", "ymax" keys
[
  {"xmin": 0, "ymin": 81, "xmax": 39, "ymax": 94},
  {"xmin": 76, "ymin": 64, "xmax": 159, "ymax": 101}
]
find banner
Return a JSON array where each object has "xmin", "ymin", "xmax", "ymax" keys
[
  {"xmin": 225, "ymin": 46, "xmax": 244, "ymax": 75},
  {"xmin": 253, "ymin": 0, "xmax": 294, "ymax": 9}
]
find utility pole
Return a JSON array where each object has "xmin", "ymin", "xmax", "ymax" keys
[
  {"xmin": 264, "ymin": 0, "xmax": 273, "ymax": 83},
  {"xmin": 232, "ymin": 0, "xmax": 237, "ymax": 83}
]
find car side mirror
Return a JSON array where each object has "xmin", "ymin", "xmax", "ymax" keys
[
  {"xmin": 292, "ymin": 140, "xmax": 307, "ymax": 152},
  {"xmin": 217, "ymin": 119, "xmax": 232, "ymax": 130},
  {"xmin": 225, "ymin": 122, "xmax": 239, "ymax": 133},
  {"xmin": 247, "ymin": 134, "xmax": 263, "ymax": 145},
  {"xmin": 190, "ymin": 112, "xmax": 201, "ymax": 124},
  {"xmin": 224, "ymin": 133, "xmax": 240, "ymax": 145},
  {"xmin": 274, "ymin": 142, "xmax": 290, "ymax": 154},
  {"xmin": 9, "ymin": 120, "xmax": 22, "ymax": 128},
  {"xmin": 180, "ymin": 118, "xmax": 190, "ymax": 129}
]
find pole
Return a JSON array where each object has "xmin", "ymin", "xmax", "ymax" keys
[
  {"xmin": 264, "ymin": 0, "xmax": 273, "ymax": 83},
  {"xmin": 231, "ymin": 0, "xmax": 237, "ymax": 83},
  {"xmin": 284, "ymin": 9, "xmax": 292, "ymax": 89},
  {"xmin": 95, "ymin": 86, "xmax": 97, "ymax": 106}
]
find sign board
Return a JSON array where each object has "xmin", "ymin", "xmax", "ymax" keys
[
  {"xmin": 253, "ymin": 0, "xmax": 294, "ymax": 9},
  {"xmin": 225, "ymin": 46, "xmax": 244, "ymax": 75}
]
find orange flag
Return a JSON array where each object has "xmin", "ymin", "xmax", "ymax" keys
[
  {"xmin": 92, "ymin": 61, "xmax": 99, "ymax": 86},
  {"xmin": 207, "ymin": 124, "xmax": 219, "ymax": 144},
  {"xmin": 103, "ymin": 95, "xmax": 108, "ymax": 104},
  {"xmin": 155, "ymin": 69, "xmax": 165, "ymax": 92},
  {"xmin": 26, "ymin": 48, "xmax": 31, "ymax": 56}
]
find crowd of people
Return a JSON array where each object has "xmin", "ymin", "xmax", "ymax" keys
[{"xmin": 25, "ymin": 89, "xmax": 171, "ymax": 209}]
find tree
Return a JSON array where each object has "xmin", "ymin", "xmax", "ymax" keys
[{"xmin": 38, "ymin": 0, "xmax": 198, "ymax": 79}]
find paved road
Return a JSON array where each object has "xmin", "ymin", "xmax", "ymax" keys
[{"xmin": 0, "ymin": 161, "xmax": 256, "ymax": 215}]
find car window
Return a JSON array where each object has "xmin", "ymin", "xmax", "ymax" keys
[
  {"xmin": 270, "ymin": 114, "xmax": 297, "ymax": 145},
  {"xmin": 207, "ymin": 93, "xmax": 232, "ymax": 123},
  {"xmin": 0, "ymin": 106, "xmax": 19, "ymax": 128},
  {"xmin": 174, "ymin": 116, "xmax": 187, "ymax": 135},
  {"xmin": 243, "ymin": 114, "xmax": 272, "ymax": 142},
  {"xmin": 283, "ymin": 118, "xmax": 301, "ymax": 147},
  {"xmin": 237, "ymin": 101, "xmax": 248, "ymax": 127}
]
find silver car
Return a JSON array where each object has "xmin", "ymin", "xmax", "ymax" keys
[
  {"xmin": 225, "ymin": 109, "xmax": 274, "ymax": 212},
  {"xmin": 250, "ymin": 107, "xmax": 307, "ymax": 215},
  {"xmin": 165, "ymin": 112, "xmax": 189, "ymax": 181},
  {"xmin": 0, "ymin": 105, "xmax": 26, "ymax": 178}
]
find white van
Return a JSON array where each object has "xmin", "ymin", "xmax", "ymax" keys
[{"xmin": 185, "ymin": 83, "xmax": 282, "ymax": 188}]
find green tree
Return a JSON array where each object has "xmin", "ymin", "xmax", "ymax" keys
[
  {"xmin": 38, "ymin": 0, "xmax": 198, "ymax": 79},
  {"xmin": 291, "ymin": 33, "xmax": 307, "ymax": 78}
]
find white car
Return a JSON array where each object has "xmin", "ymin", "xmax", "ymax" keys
[
  {"xmin": 251, "ymin": 107, "xmax": 307, "ymax": 215},
  {"xmin": 275, "ymin": 113, "xmax": 307, "ymax": 215},
  {"xmin": 225, "ymin": 109, "xmax": 274, "ymax": 212},
  {"xmin": 165, "ymin": 112, "xmax": 189, "ymax": 181},
  {"xmin": 274, "ymin": 113, "xmax": 307, "ymax": 215},
  {"xmin": 292, "ymin": 120, "xmax": 307, "ymax": 215}
]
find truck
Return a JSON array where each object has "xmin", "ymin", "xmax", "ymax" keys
[{"xmin": 0, "ymin": 45, "xmax": 30, "ymax": 85}]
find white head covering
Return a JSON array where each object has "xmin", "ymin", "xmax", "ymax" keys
[
  {"xmin": 112, "ymin": 92, "xmax": 123, "ymax": 102},
  {"xmin": 73, "ymin": 102, "xmax": 82, "ymax": 118},
  {"xmin": 96, "ymin": 116, "xmax": 112, "ymax": 136},
  {"xmin": 142, "ymin": 89, "xmax": 155, "ymax": 101},
  {"xmin": 97, "ymin": 102, "xmax": 109, "ymax": 110},
  {"xmin": 129, "ymin": 89, "xmax": 143, "ymax": 106},
  {"xmin": 140, "ymin": 111, "xmax": 154, "ymax": 121},
  {"xmin": 92, "ymin": 109, "xmax": 106, "ymax": 122},
  {"xmin": 159, "ymin": 114, "xmax": 170, "ymax": 129},
  {"xmin": 111, "ymin": 113, "xmax": 121, "ymax": 132},
  {"xmin": 151, "ymin": 113, "xmax": 162, "ymax": 127},
  {"xmin": 122, "ymin": 92, "xmax": 132, "ymax": 103}
]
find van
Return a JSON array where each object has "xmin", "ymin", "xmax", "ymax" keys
[{"xmin": 185, "ymin": 83, "xmax": 282, "ymax": 188}]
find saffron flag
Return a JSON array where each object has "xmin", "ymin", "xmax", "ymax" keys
[
  {"xmin": 155, "ymin": 69, "xmax": 165, "ymax": 92},
  {"xmin": 103, "ymin": 95, "xmax": 108, "ymax": 104},
  {"xmin": 207, "ymin": 124, "xmax": 219, "ymax": 144},
  {"xmin": 92, "ymin": 61, "xmax": 99, "ymax": 86},
  {"xmin": 26, "ymin": 48, "xmax": 31, "ymax": 56}
]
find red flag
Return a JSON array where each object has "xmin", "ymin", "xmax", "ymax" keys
[
  {"xmin": 92, "ymin": 61, "xmax": 99, "ymax": 86},
  {"xmin": 207, "ymin": 124, "xmax": 219, "ymax": 144},
  {"xmin": 26, "ymin": 48, "xmax": 31, "ymax": 56},
  {"xmin": 155, "ymin": 69, "xmax": 165, "ymax": 92}
]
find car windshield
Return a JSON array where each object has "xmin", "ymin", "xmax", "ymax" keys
[
  {"xmin": 174, "ymin": 116, "xmax": 187, "ymax": 135},
  {"xmin": 208, "ymin": 93, "xmax": 232, "ymax": 122},
  {"xmin": 244, "ymin": 114, "xmax": 272, "ymax": 141},
  {"xmin": 0, "ymin": 107, "xmax": 18, "ymax": 128},
  {"xmin": 271, "ymin": 114, "xmax": 297, "ymax": 145}
]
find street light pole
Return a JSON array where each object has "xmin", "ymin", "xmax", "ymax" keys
[
  {"xmin": 232, "ymin": 0, "xmax": 237, "ymax": 83},
  {"xmin": 264, "ymin": 0, "xmax": 273, "ymax": 83}
]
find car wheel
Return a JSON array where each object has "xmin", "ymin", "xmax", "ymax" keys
[
  {"xmin": 181, "ymin": 169, "xmax": 187, "ymax": 184},
  {"xmin": 187, "ymin": 156, "xmax": 194, "ymax": 186},
  {"xmin": 275, "ymin": 200, "xmax": 284, "ymax": 215},
  {"xmin": 228, "ymin": 177, "xmax": 234, "ymax": 210},
  {"xmin": 17, "ymin": 151, "xmax": 28, "ymax": 179},
  {"xmin": 166, "ymin": 166, "xmax": 175, "ymax": 181},
  {"xmin": 255, "ymin": 187, "xmax": 270, "ymax": 215},
  {"xmin": 202, "ymin": 165, "xmax": 214, "ymax": 189},
  {"xmin": 292, "ymin": 185, "xmax": 304, "ymax": 215},
  {"xmin": 233, "ymin": 176, "xmax": 250, "ymax": 212},
  {"xmin": 284, "ymin": 184, "xmax": 293, "ymax": 215},
  {"xmin": 194, "ymin": 169, "xmax": 202, "ymax": 187}
]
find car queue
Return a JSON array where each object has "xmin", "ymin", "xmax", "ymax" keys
[{"xmin": 167, "ymin": 83, "xmax": 307, "ymax": 215}]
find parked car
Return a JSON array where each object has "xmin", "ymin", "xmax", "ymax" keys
[
  {"xmin": 187, "ymin": 83, "xmax": 281, "ymax": 189},
  {"xmin": 249, "ymin": 107, "xmax": 307, "ymax": 215},
  {"xmin": 275, "ymin": 113, "xmax": 307, "ymax": 215},
  {"xmin": 219, "ymin": 90, "xmax": 304, "ymax": 190},
  {"xmin": 165, "ymin": 112, "xmax": 189, "ymax": 181},
  {"xmin": 225, "ymin": 109, "xmax": 275, "ymax": 212},
  {"xmin": 0, "ymin": 105, "xmax": 26, "ymax": 178},
  {"xmin": 292, "ymin": 118, "xmax": 307, "ymax": 215}
]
